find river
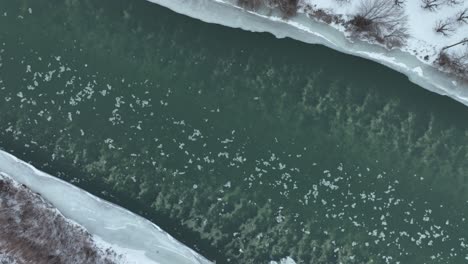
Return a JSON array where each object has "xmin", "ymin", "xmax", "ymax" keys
[{"xmin": 1, "ymin": 0, "xmax": 468, "ymax": 263}]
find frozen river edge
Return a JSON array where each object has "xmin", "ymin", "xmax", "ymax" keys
[
  {"xmin": 148, "ymin": 0, "xmax": 468, "ymax": 107},
  {"xmin": 0, "ymin": 150, "xmax": 211, "ymax": 264}
]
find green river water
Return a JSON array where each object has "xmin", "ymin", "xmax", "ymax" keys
[{"xmin": 1, "ymin": 0, "xmax": 468, "ymax": 263}]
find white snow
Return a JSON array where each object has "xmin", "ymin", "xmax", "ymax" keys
[
  {"xmin": 405, "ymin": 1, "xmax": 468, "ymax": 53},
  {"xmin": 269, "ymin": 256, "xmax": 297, "ymax": 264},
  {"xmin": 0, "ymin": 150, "xmax": 211, "ymax": 264},
  {"xmin": 145, "ymin": 0, "xmax": 468, "ymax": 106},
  {"xmin": 306, "ymin": 0, "xmax": 468, "ymax": 61},
  {"xmin": 0, "ymin": 254, "xmax": 19, "ymax": 264}
]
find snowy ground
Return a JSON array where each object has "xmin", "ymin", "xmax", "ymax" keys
[{"xmin": 305, "ymin": 0, "xmax": 468, "ymax": 64}]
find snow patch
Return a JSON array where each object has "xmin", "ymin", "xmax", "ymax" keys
[{"xmin": 269, "ymin": 256, "xmax": 297, "ymax": 264}]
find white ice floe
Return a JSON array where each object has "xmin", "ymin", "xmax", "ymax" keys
[
  {"xmin": 147, "ymin": 0, "xmax": 468, "ymax": 106},
  {"xmin": 269, "ymin": 256, "xmax": 297, "ymax": 264},
  {"xmin": 0, "ymin": 150, "xmax": 211, "ymax": 264}
]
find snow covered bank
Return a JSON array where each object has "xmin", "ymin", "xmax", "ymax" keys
[
  {"xmin": 0, "ymin": 174, "xmax": 121, "ymax": 264},
  {"xmin": 0, "ymin": 150, "xmax": 211, "ymax": 264},
  {"xmin": 308, "ymin": 0, "xmax": 468, "ymax": 57},
  {"xmin": 146, "ymin": 0, "xmax": 468, "ymax": 106}
]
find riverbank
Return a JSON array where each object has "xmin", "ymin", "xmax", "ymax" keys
[
  {"xmin": 0, "ymin": 150, "xmax": 211, "ymax": 264},
  {"xmin": 0, "ymin": 174, "xmax": 121, "ymax": 264},
  {"xmin": 147, "ymin": 0, "xmax": 468, "ymax": 107},
  {"xmin": 298, "ymin": 1, "xmax": 468, "ymax": 81}
]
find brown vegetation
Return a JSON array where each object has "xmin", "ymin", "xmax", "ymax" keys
[
  {"xmin": 302, "ymin": 4, "xmax": 345, "ymax": 25},
  {"xmin": 271, "ymin": 0, "xmax": 299, "ymax": 17},
  {"xmin": 436, "ymin": 42, "xmax": 468, "ymax": 82},
  {"xmin": 297, "ymin": 1, "xmax": 349, "ymax": 27},
  {"xmin": 350, "ymin": 0, "xmax": 409, "ymax": 48},
  {"xmin": 0, "ymin": 175, "xmax": 120, "ymax": 264},
  {"xmin": 237, "ymin": 0, "xmax": 263, "ymax": 10}
]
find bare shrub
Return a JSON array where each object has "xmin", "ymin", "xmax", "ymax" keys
[
  {"xmin": 267, "ymin": 0, "xmax": 299, "ymax": 18},
  {"xmin": 436, "ymin": 52, "xmax": 468, "ymax": 81},
  {"xmin": 237, "ymin": 0, "xmax": 263, "ymax": 10},
  {"xmin": 350, "ymin": 0, "xmax": 409, "ymax": 48},
  {"xmin": 302, "ymin": 4, "xmax": 345, "ymax": 25},
  {"xmin": 314, "ymin": 9, "xmax": 334, "ymax": 24},
  {"xmin": 437, "ymin": 41, "xmax": 468, "ymax": 81},
  {"xmin": 237, "ymin": 0, "xmax": 299, "ymax": 18},
  {"xmin": 0, "ymin": 175, "xmax": 120, "ymax": 264}
]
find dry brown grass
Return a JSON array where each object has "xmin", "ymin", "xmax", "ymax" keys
[
  {"xmin": 0, "ymin": 175, "xmax": 120, "ymax": 264},
  {"xmin": 436, "ymin": 51, "xmax": 468, "ymax": 82}
]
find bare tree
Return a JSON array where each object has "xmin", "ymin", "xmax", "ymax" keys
[
  {"xmin": 279, "ymin": 0, "xmax": 299, "ymax": 17},
  {"xmin": 394, "ymin": 0, "xmax": 406, "ymax": 7},
  {"xmin": 442, "ymin": 38, "xmax": 468, "ymax": 51},
  {"xmin": 456, "ymin": 8, "xmax": 468, "ymax": 24},
  {"xmin": 421, "ymin": 0, "xmax": 443, "ymax": 11},
  {"xmin": 421, "ymin": 0, "xmax": 463, "ymax": 10},
  {"xmin": 437, "ymin": 38, "xmax": 468, "ymax": 81},
  {"xmin": 356, "ymin": 0, "xmax": 405, "ymax": 21},
  {"xmin": 434, "ymin": 19, "xmax": 456, "ymax": 36},
  {"xmin": 350, "ymin": 0, "xmax": 409, "ymax": 48}
]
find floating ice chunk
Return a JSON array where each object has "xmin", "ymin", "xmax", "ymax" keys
[{"xmin": 269, "ymin": 256, "xmax": 297, "ymax": 264}]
